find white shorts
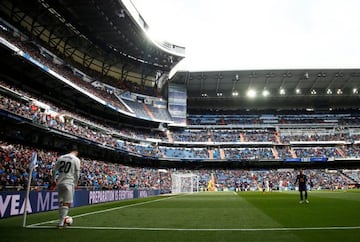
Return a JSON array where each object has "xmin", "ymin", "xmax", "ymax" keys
[{"xmin": 57, "ymin": 183, "xmax": 75, "ymax": 204}]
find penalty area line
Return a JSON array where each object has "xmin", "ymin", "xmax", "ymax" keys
[{"xmin": 29, "ymin": 225, "xmax": 360, "ymax": 231}]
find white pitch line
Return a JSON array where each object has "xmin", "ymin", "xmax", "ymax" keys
[
  {"xmin": 27, "ymin": 194, "xmax": 184, "ymax": 228},
  {"xmin": 28, "ymin": 225, "xmax": 360, "ymax": 231}
]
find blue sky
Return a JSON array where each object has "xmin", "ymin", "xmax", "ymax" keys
[{"xmin": 132, "ymin": 0, "xmax": 360, "ymax": 72}]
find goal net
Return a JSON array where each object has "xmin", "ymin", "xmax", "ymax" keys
[{"xmin": 171, "ymin": 173, "xmax": 199, "ymax": 193}]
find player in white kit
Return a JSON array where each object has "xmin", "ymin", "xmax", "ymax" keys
[{"xmin": 53, "ymin": 146, "xmax": 81, "ymax": 228}]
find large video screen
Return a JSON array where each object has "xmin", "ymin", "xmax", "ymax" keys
[{"xmin": 168, "ymin": 84, "xmax": 187, "ymax": 124}]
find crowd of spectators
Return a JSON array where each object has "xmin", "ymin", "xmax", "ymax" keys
[
  {"xmin": 0, "ymin": 29, "xmax": 171, "ymax": 121},
  {"xmin": 0, "ymin": 80, "xmax": 166, "ymax": 146},
  {"xmin": 2, "ymin": 82, "xmax": 360, "ymax": 161},
  {"xmin": 159, "ymin": 147, "xmax": 209, "ymax": 159},
  {"xmin": 187, "ymin": 114, "xmax": 360, "ymax": 126},
  {"xmin": 0, "ymin": 30, "xmax": 131, "ymax": 113},
  {"xmin": 172, "ymin": 130, "xmax": 211, "ymax": 143},
  {"xmin": 1, "ymin": 17, "xmax": 360, "ymax": 196},
  {"xmin": 242, "ymin": 130, "xmax": 278, "ymax": 142},
  {"xmin": 2, "ymin": 28, "xmax": 360, "ymax": 161},
  {"xmin": 1, "ymin": 140, "xmax": 358, "ymax": 192},
  {"xmin": 0, "ymin": 140, "xmax": 171, "ymax": 192},
  {"xmin": 280, "ymin": 132, "xmax": 350, "ymax": 143},
  {"xmin": 343, "ymin": 145, "xmax": 360, "ymax": 158},
  {"xmin": 170, "ymin": 128, "xmax": 360, "ymax": 145},
  {"xmin": 293, "ymin": 147, "xmax": 343, "ymax": 159},
  {"xmin": 184, "ymin": 168, "xmax": 357, "ymax": 192},
  {"xmin": 224, "ymin": 148, "xmax": 274, "ymax": 160},
  {"xmin": 211, "ymin": 130, "xmax": 241, "ymax": 143}
]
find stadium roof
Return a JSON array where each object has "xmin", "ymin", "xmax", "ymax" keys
[
  {"xmin": 45, "ymin": 0, "xmax": 185, "ymax": 69},
  {"xmin": 171, "ymin": 69, "xmax": 360, "ymax": 111},
  {"xmin": 1, "ymin": 0, "xmax": 360, "ymax": 113},
  {"xmin": 0, "ymin": 0, "xmax": 185, "ymax": 82}
]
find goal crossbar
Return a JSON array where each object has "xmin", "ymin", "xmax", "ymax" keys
[{"xmin": 171, "ymin": 173, "xmax": 199, "ymax": 194}]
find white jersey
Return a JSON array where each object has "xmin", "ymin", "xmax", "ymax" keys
[{"xmin": 55, "ymin": 153, "xmax": 81, "ymax": 185}]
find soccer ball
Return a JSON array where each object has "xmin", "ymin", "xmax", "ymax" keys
[{"xmin": 64, "ymin": 216, "xmax": 73, "ymax": 225}]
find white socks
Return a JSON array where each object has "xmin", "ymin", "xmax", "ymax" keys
[{"xmin": 59, "ymin": 206, "xmax": 69, "ymax": 225}]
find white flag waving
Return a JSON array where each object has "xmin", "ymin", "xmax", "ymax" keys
[
  {"xmin": 23, "ymin": 151, "xmax": 38, "ymax": 227},
  {"xmin": 29, "ymin": 151, "xmax": 38, "ymax": 170}
]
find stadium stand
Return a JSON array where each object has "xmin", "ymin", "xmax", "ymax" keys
[
  {"xmin": 0, "ymin": 0, "xmax": 359, "ymax": 198},
  {"xmin": 1, "ymin": 80, "xmax": 360, "ymax": 164},
  {"xmin": 1, "ymin": 139, "xmax": 359, "ymax": 192}
]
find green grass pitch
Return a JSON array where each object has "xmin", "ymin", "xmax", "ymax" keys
[{"xmin": 1, "ymin": 190, "xmax": 360, "ymax": 242}]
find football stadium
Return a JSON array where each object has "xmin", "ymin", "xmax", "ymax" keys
[{"xmin": 0, "ymin": 1, "xmax": 360, "ymax": 242}]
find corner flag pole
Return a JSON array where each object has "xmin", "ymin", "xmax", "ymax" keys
[{"xmin": 23, "ymin": 152, "xmax": 37, "ymax": 227}]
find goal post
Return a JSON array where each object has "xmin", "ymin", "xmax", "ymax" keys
[{"xmin": 171, "ymin": 173, "xmax": 199, "ymax": 193}]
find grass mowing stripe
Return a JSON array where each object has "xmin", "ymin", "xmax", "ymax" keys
[
  {"xmin": 2, "ymin": 191, "xmax": 360, "ymax": 242},
  {"xmin": 27, "ymin": 194, "xmax": 185, "ymax": 228},
  {"xmin": 239, "ymin": 191, "xmax": 360, "ymax": 228},
  {"xmin": 87, "ymin": 191, "xmax": 292, "ymax": 231}
]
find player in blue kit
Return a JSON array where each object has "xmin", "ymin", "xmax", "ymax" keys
[{"xmin": 295, "ymin": 170, "xmax": 309, "ymax": 204}]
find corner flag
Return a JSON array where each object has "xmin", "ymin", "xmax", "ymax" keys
[
  {"xmin": 29, "ymin": 151, "xmax": 38, "ymax": 170},
  {"xmin": 23, "ymin": 151, "xmax": 38, "ymax": 227}
]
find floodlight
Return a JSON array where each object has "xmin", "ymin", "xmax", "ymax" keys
[
  {"xmin": 246, "ymin": 89, "xmax": 256, "ymax": 98},
  {"xmin": 262, "ymin": 90, "xmax": 270, "ymax": 97}
]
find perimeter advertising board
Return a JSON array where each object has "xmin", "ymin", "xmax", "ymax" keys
[{"xmin": 0, "ymin": 189, "xmax": 160, "ymax": 219}]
